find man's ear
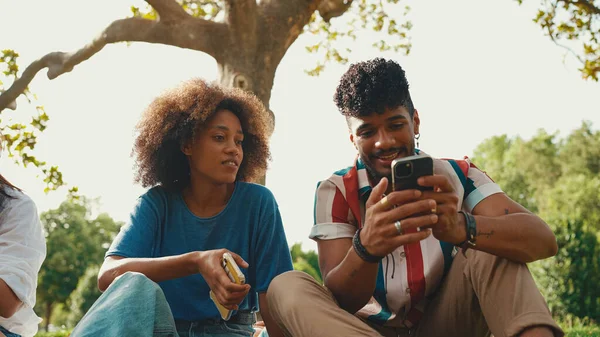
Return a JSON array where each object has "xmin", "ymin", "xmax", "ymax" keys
[
  {"xmin": 349, "ymin": 133, "xmax": 358, "ymax": 150},
  {"xmin": 413, "ymin": 109, "xmax": 421, "ymax": 136}
]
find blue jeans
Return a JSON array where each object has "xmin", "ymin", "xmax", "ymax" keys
[
  {"xmin": 70, "ymin": 272, "xmax": 254, "ymax": 337},
  {"xmin": 0, "ymin": 326, "xmax": 20, "ymax": 337}
]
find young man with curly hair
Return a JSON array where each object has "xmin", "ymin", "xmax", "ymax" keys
[
  {"xmin": 267, "ymin": 58, "xmax": 563, "ymax": 337},
  {"xmin": 70, "ymin": 79, "xmax": 291, "ymax": 337}
]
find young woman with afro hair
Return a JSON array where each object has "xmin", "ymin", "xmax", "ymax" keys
[{"xmin": 70, "ymin": 79, "xmax": 292, "ymax": 337}]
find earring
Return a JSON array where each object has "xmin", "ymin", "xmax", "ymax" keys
[{"xmin": 415, "ymin": 133, "xmax": 421, "ymax": 149}]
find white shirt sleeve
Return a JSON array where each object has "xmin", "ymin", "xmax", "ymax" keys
[
  {"xmin": 463, "ymin": 166, "xmax": 504, "ymax": 212},
  {"xmin": 0, "ymin": 190, "xmax": 46, "ymax": 308},
  {"xmin": 309, "ymin": 179, "xmax": 357, "ymax": 241}
]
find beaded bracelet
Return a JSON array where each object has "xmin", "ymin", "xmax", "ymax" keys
[
  {"xmin": 353, "ymin": 228, "xmax": 383, "ymax": 263},
  {"xmin": 457, "ymin": 210, "xmax": 477, "ymax": 256}
]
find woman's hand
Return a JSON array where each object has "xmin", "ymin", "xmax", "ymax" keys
[{"xmin": 195, "ymin": 249, "xmax": 251, "ymax": 310}]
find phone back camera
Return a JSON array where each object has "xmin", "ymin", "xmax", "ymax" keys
[{"xmin": 395, "ymin": 162, "xmax": 413, "ymax": 178}]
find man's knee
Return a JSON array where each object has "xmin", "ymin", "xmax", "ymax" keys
[
  {"xmin": 465, "ymin": 249, "xmax": 529, "ymax": 278},
  {"xmin": 267, "ymin": 271, "xmax": 319, "ymax": 306}
]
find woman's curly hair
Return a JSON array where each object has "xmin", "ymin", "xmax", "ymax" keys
[{"xmin": 132, "ymin": 78, "xmax": 272, "ymax": 191}]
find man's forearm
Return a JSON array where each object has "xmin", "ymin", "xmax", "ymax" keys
[
  {"xmin": 98, "ymin": 252, "xmax": 199, "ymax": 291},
  {"xmin": 470, "ymin": 213, "xmax": 558, "ymax": 263},
  {"xmin": 0, "ymin": 278, "xmax": 22, "ymax": 318},
  {"xmin": 324, "ymin": 247, "xmax": 379, "ymax": 314}
]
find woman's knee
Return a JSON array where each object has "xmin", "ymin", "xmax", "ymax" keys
[{"xmin": 113, "ymin": 272, "xmax": 161, "ymax": 292}]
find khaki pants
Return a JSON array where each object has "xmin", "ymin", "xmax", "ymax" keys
[{"xmin": 267, "ymin": 249, "xmax": 563, "ymax": 337}]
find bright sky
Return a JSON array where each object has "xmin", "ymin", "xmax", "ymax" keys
[{"xmin": 1, "ymin": 0, "xmax": 599, "ymax": 252}]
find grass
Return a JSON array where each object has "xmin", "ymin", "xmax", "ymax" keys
[
  {"xmin": 564, "ymin": 324, "xmax": 600, "ymax": 336},
  {"xmin": 35, "ymin": 331, "xmax": 71, "ymax": 337},
  {"xmin": 33, "ymin": 320, "xmax": 599, "ymax": 337},
  {"xmin": 566, "ymin": 327, "xmax": 600, "ymax": 336},
  {"xmin": 561, "ymin": 315, "xmax": 600, "ymax": 337}
]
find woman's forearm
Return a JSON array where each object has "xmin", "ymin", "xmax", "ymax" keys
[{"xmin": 98, "ymin": 252, "xmax": 200, "ymax": 291}]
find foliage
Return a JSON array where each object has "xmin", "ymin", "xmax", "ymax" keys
[
  {"xmin": 560, "ymin": 315, "xmax": 600, "ymax": 336},
  {"xmin": 303, "ymin": 0, "xmax": 413, "ymax": 76},
  {"xmin": 516, "ymin": 0, "xmax": 600, "ymax": 81},
  {"xmin": 133, "ymin": 0, "xmax": 600, "ymax": 80},
  {"xmin": 565, "ymin": 328, "xmax": 600, "ymax": 337},
  {"xmin": 290, "ymin": 243, "xmax": 322, "ymax": 283},
  {"xmin": 130, "ymin": 0, "xmax": 413, "ymax": 77},
  {"xmin": 472, "ymin": 121, "xmax": 600, "ymax": 321},
  {"xmin": 532, "ymin": 220, "xmax": 600, "ymax": 320},
  {"xmin": 45, "ymin": 303, "xmax": 70, "ymax": 331},
  {"xmin": 131, "ymin": 0, "xmax": 222, "ymax": 20},
  {"xmin": 66, "ymin": 265, "xmax": 102, "ymax": 327},
  {"xmin": 1, "ymin": 1, "xmax": 597, "ymax": 193},
  {"xmin": 0, "ymin": 50, "xmax": 65, "ymax": 192},
  {"xmin": 34, "ymin": 330, "xmax": 72, "ymax": 337},
  {"xmin": 36, "ymin": 198, "xmax": 122, "ymax": 328}
]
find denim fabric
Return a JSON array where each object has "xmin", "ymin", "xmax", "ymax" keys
[
  {"xmin": 0, "ymin": 325, "xmax": 21, "ymax": 337},
  {"xmin": 176, "ymin": 319, "xmax": 253, "ymax": 337},
  {"xmin": 70, "ymin": 272, "xmax": 253, "ymax": 337}
]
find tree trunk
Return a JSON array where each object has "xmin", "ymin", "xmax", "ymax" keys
[
  {"xmin": 44, "ymin": 301, "xmax": 53, "ymax": 332},
  {"xmin": 217, "ymin": 44, "xmax": 279, "ymax": 185},
  {"xmin": 217, "ymin": 55, "xmax": 277, "ymax": 126}
]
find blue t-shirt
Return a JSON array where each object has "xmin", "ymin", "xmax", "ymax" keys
[{"xmin": 106, "ymin": 182, "xmax": 293, "ymax": 321}]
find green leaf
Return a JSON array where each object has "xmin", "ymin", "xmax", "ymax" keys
[{"xmin": 304, "ymin": 0, "xmax": 413, "ymax": 76}]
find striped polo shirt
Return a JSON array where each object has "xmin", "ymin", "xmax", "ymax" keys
[{"xmin": 309, "ymin": 152, "xmax": 503, "ymax": 327}]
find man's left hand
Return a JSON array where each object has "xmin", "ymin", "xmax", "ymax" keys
[{"xmin": 417, "ymin": 175, "xmax": 466, "ymax": 245}]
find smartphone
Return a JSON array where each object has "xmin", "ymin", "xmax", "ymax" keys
[
  {"xmin": 391, "ymin": 154, "xmax": 434, "ymax": 191},
  {"xmin": 209, "ymin": 252, "xmax": 246, "ymax": 320}
]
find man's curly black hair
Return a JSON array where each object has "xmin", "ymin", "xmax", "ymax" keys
[
  {"xmin": 132, "ymin": 78, "xmax": 272, "ymax": 191},
  {"xmin": 334, "ymin": 58, "xmax": 414, "ymax": 118}
]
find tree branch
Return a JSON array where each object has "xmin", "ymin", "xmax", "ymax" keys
[
  {"xmin": 146, "ymin": 0, "xmax": 189, "ymax": 22},
  {"xmin": 224, "ymin": 0, "xmax": 258, "ymax": 50},
  {"xmin": 318, "ymin": 0, "xmax": 354, "ymax": 22},
  {"xmin": 0, "ymin": 16, "xmax": 229, "ymax": 112},
  {"xmin": 545, "ymin": 23, "xmax": 586, "ymax": 64},
  {"xmin": 259, "ymin": 0, "xmax": 322, "ymax": 53},
  {"xmin": 570, "ymin": 0, "xmax": 600, "ymax": 15}
]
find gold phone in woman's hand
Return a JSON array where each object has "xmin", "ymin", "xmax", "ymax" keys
[{"xmin": 210, "ymin": 252, "xmax": 246, "ymax": 320}]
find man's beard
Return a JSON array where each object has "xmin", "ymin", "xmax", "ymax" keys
[
  {"xmin": 363, "ymin": 158, "xmax": 390, "ymax": 185},
  {"xmin": 360, "ymin": 141, "xmax": 416, "ymax": 185}
]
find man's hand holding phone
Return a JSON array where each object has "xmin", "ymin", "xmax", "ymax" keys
[
  {"xmin": 390, "ymin": 154, "xmax": 465, "ymax": 244},
  {"xmin": 417, "ymin": 175, "xmax": 466, "ymax": 245},
  {"xmin": 359, "ymin": 177, "xmax": 437, "ymax": 257}
]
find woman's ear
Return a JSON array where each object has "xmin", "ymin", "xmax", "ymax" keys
[{"xmin": 181, "ymin": 140, "xmax": 192, "ymax": 156}]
